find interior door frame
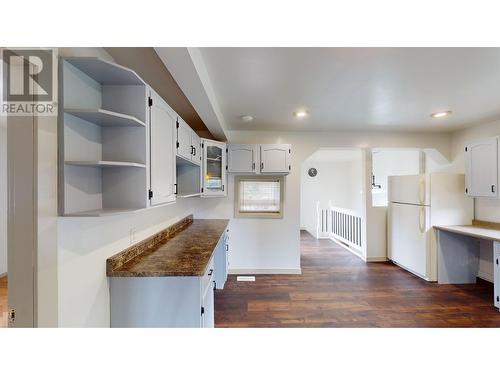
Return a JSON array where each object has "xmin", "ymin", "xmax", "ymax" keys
[{"xmin": 5, "ymin": 56, "xmax": 38, "ymax": 328}]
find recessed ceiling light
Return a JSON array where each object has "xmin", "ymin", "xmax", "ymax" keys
[
  {"xmin": 240, "ymin": 115, "xmax": 254, "ymax": 122},
  {"xmin": 430, "ymin": 110, "xmax": 452, "ymax": 118},
  {"xmin": 294, "ymin": 110, "xmax": 308, "ymax": 118}
]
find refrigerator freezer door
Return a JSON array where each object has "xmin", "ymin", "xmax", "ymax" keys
[
  {"xmin": 388, "ymin": 174, "xmax": 430, "ymax": 206},
  {"xmin": 389, "ymin": 202, "xmax": 430, "ymax": 278}
]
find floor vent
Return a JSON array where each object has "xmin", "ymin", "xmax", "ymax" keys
[{"xmin": 237, "ymin": 276, "xmax": 256, "ymax": 282}]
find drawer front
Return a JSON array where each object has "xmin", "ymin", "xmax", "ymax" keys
[{"xmin": 201, "ymin": 257, "xmax": 215, "ymax": 296}]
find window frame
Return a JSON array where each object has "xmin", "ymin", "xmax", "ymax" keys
[{"xmin": 234, "ymin": 175, "xmax": 285, "ymax": 219}]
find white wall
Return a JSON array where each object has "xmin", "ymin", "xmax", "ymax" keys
[
  {"xmin": 372, "ymin": 149, "xmax": 421, "ymax": 207},
  {"xmin": 300, "ymin": 152, "xmax": 363, "ymax": 236}
]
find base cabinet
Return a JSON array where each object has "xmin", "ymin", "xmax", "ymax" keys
[
  {"xmin": 110, "ymin": 227, "xmax": 229, "ymax": 327},
  {"xmin": 214, "ymin": 228, "xmax": 229, "ymax": 290}
]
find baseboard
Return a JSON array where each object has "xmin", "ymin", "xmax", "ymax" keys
[
  {"xmin": 478, "ymin": 269, "xmax": 494, "ymax": 283},
  {"xmin": 330, "ymin": 237, "xmax": 365, "ymax": 261},
  {"xmin": 366, "ymin": 256, "xmax": 388, "ymax": 262},
  {"xmin": 0, "ymin": 272, "xmax": 7, "ymax": 278},
  {"xmin": 229, "ymin": 268, "xmax": 302, "ymax": 275}
]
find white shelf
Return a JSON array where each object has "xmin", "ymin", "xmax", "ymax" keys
[
  {"xmin": 65, "ymin": 161, "xmax": 146, "ymax": 168},
  {"xmin": 65, "ymin": 108, "xmax": 146, "ymax": 128},
  {"xmin": 63, "ymin": 208, "xmax": 147, "ymax": 217},
  {"xmin": 64, "ymin": 57, "xmax": 145, "ymax": 86}
]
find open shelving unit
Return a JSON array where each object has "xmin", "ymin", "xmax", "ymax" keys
[
  {"xmin": 176, "ymin": 156, "xmax": 201, "ymax": 198},
  {"xmin": 64, "ymin": 108, "xmax": 146, "ymax": 128},
  {"xmin": 59, "ymin": 57, "xmax": 149, "ymax": 216},
  {"xmin": 65, "ymin": 161, "xmax": 146, "ymax": 168}
]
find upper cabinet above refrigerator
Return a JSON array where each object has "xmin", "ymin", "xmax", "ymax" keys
[{"xmin": 465, "ymin": 137, "xmax": 498, "ymax": 198}]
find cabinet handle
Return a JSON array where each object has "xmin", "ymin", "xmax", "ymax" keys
[
  {"xmin": 252, "ymin": 162, "xmax": 255, "ymax": 170},
  {"xmin": 261, "ymin": 162, "xmax": 264, "ymax": 170},
  {"xmin": 193, "ymin": 147, "xmax": 196, "ymax": 156},
  {"xmin": 208, "ymin": 269, "xmax": 213, "ymax": 276},
  {"xmin": 190, "ymin": 145, "xmax": 194, "ymax": 155},
  {"xmin": 492, "ymin": 185, "xmax": 496, "ymax": 193},
  {"xmin": 222, "ymin": 185, "xmax": 225, "ymax": 192}
]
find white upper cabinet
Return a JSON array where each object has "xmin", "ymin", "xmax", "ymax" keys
[
  {"xmin": 260, "ymin": 144, "xmax": 291, "ymax": 174},
  {"xmin": 227, "ymin": 144, "xmax": 259, "ymax": 173},
  {"xmin": 465, "ymin": 138, "xmax": 498, "ymax": 198},
  {"xmin": 149, "ymin": 89, "xmax": 176, "ymax": 206},
  {"xmin": 177, "ymin": 117, "xmax": 201, "ymax": 165},
  {"xmin": 177, "ymin": 118, "xmax": 193, "ymax": 161},
  {"xmin": 202, "ymin": 139, "xmax": 227, "ymax": 196}
]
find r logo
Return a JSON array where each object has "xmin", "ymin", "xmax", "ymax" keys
[{"xmin": 2, "ymin": 49, "xmax": 54, "ymax": 102}]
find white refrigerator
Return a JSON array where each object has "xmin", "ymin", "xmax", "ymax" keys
[{"xmin": 388, "ymin": 174, "xmax": 473, "ymax": 281}]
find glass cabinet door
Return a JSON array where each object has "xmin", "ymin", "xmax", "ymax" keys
[{"xmin": 202, "ymin": 139, "xmax": 226, "ymax": 196}]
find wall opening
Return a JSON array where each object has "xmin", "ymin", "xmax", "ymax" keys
[{"xmin": 300, "ymin": 148, "xmax": 365, "ymax": 258}]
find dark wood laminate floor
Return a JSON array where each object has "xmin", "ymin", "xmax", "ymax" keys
[
  {"xmin": 0, "ymin": 276, "xmax": 7, "ymax": 328},
  {"xmin": 215, "ymin": 231, "xmax": 500, "ymax": 327}
]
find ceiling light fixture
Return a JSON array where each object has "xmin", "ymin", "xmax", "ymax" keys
[
  {"xmin": 294, "ymin": 110, "xmax": 308, "ymax": 118},
  {"xmin": 240, "ymin": 115, "xmax": 254, "ymax": 122},
  {"xmin": 430, "ymin": 110, "xmax": 452, "ymax": 118}
]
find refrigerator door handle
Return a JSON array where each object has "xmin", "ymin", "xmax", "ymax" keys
[
  {"xmin": 419, "ymin": 206, "xmax": 426, "ymax": 233},
  {"xmin": 419, "ymin": 176, "xmax": 426, "ymax": 205}
]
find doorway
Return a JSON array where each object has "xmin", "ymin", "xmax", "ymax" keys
[{"xmin": 300, "ymin": 148, "xmax": 365, "ymax": 259}]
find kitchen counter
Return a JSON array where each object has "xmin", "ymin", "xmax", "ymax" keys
[
  {"xmin": 107, "ymin": 216, "xmax": 229, "ymax": 277},
  {"xmin": 434, "ymin": 220, "xmax": 500, "ymax": 242}
]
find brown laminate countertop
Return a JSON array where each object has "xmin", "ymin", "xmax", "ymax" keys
[{"xmin": 107, "ymin": 219, "xmax": 229, "ymax": 277}]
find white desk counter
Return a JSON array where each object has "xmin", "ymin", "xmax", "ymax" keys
[
  {"xmin": 434, "ymin": 221, "xmax": 500, "ymax": 312},
  {"xmin": 435, "ymin": 223, "xmax": 500, "ymax": 242}
]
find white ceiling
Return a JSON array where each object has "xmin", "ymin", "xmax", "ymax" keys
[{"xmin": 199, "ymin": 48, "xmax": 500, "ymax": 132}]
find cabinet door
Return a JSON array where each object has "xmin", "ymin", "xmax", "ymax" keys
[
  {"xmin": 201, "ymin": 285, "xmax": 214, "ymax": 328},
  {"xmin": 495, "ymin": 242, "xmax": 500, "ymax": 309},
  {"xmin": 214, "ymin": 234, "xmax": 228, "ymax": 290},
  {"xmin": 149, "ymin": 90, "xmax": 176, "ymax": 206},
  {"xmin": 202, "ymin": 139, "xmax": 227, "ymax": 196},
  {"xmin": 228, "ymin": 144, "xmax": 258, "ymax": 173},
  {"xmin": 177, "ymin": 118, "xmax": 193, "ymax": 161},
  {"xmin": 465, "ymin": 138, "xmax": 498, "ymax": 197},
  {"xmin": 260, "ymin": 144, "xmax": 291, "ymax": 173},
  {"xmin": 191, "ymin": 132, "xmax": 201, "ymax": 165}
]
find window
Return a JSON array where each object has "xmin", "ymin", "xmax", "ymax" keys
[{"xmin": 235, "ymin": 176, "xmax": 284, "ymax": 218}]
